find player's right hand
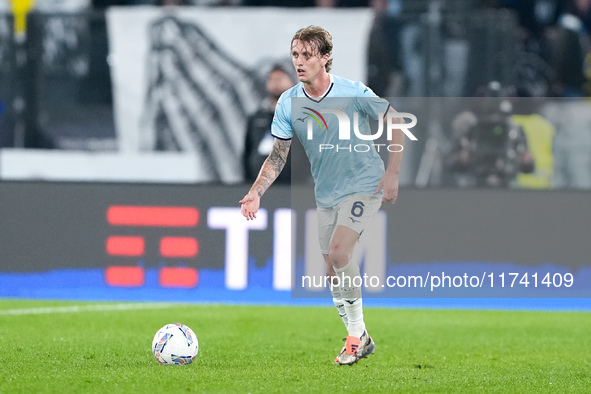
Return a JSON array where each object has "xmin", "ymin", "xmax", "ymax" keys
[{"xmin": 239, "ymin": 191, "xmax": 260, "ymax": 221}]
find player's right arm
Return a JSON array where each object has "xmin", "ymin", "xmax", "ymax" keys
[{"xmin": 239, "ymin": 138, "xmax": 291, "ymax": 220}]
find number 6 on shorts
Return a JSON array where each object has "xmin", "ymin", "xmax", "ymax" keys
[{"xmin": 351, "ymin": 201, "xmax": 365, "ymax": 217}]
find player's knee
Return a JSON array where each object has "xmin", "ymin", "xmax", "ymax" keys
[{"xmin": 328, "ymin": 244, "xmax": 351, "ymax": 267}]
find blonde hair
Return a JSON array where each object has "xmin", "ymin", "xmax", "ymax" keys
[{"xmin": 291, "ymin": 25, "xmax": 333, "ymax": 72}]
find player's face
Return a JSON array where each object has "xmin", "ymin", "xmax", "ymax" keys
[{"xmin": 291, "ymin": 39, "xmax": 329, "ymax": 83}]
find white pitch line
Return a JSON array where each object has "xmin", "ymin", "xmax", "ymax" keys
[{"xmin": 0, "ymin": 302, "xmax": 180, "ymax": 316}]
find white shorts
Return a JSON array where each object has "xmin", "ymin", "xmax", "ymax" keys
[{"xmin": 317, "ymin": 194, "xmax": 382, "ymax": 254}]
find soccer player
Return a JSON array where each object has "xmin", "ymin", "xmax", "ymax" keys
[{"xmin": 240, "ymin": 25, "xmax": 406, "ymax": 365}]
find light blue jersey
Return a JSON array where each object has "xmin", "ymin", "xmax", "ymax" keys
[{"xmin": 271, "ymin": 74, "xmax": 390, "ymax": 208}]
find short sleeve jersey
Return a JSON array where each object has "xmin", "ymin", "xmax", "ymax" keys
[{"xmin": 271, "ymin": 74, "xmax": 390, "ymax": 208}]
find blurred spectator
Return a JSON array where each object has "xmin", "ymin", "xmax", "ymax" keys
[
  {"xmin": 538, "ymin": 0, "xmax": 591, "ymax": 97},
  {"xmin": 366, "ymin": 0, "xmax": 427, "ymax": 97},
  {"xmin": 545, "ymin": 25, "xmax": 586, "ymax": 96},
  {"xmin": 390, "ymin": 0, "xmax": 472, "ymax": 97},
  {"xmin": 441, "ymin": 0, "xmax": 473, "ymax": 97},
  {"xmin": 511, "ymin": 98, "xmax": 555, "ymax": 188},
  {"xmin": 541, "ymin": 99, "xmax": 591, "ymax": 188},
  {"xmin": 366, "ymin": 0, "xmax": 403, "ymax": 97},
  {"xmin": 564, "ymin": 0, "xmax": 591, "ymax": 35},
  {"xmin": 446, "ymin": 82, "xmax": 535, "ymax": 187},
  {"xmin": 496, "ymin": 0, "xmax": 563, "ymax": 47},
  {"xmin": 398, "ymin": 1, "xmax": 426, "ymax": 96},
  {"xmin": 243, "ymin": 64, "xmax": 303, "ymax": 184}
]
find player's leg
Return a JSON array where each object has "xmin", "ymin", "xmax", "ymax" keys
[
  {"xmin": 331, "ymin": 195, "xmax": 381, "ymax": 365},
  {"xmin": 317, "ymin": 207, "xmax": 348, "ymax": 329},
  {"xmin": 329, "ymin": 225, "xmax": 364, "ymax": 335},
  {"xmin": 330, "ymin": 225, "xmax": 375, "ymax": 365},
  {"xmin": 324, "ymin": 254, "xmax": 349, "ymax": 329}
]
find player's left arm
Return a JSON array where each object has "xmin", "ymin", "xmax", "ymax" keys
[{"xmin": 374, "ymin": 106, "xmax": 405, "ymax": 204}]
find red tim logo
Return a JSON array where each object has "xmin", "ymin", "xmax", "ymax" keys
[{"xmin": 104, "ymin": 205, "xmax": 199, "ymax": 288}]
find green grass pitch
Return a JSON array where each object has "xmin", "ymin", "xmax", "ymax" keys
[{"xmin": 0, "ymin": 299, "xmax": 589, "ymax": 393}]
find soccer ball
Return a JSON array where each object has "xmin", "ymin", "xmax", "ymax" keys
[{"xmin": 152, "ymin": 323, "xmax": 199, "ymax": 365}]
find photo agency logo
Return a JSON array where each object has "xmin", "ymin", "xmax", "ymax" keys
[{"xmin": 302, "ymin": 107, "xmax": 418, "ymax": 153}]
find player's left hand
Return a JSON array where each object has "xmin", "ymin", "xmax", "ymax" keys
[{"xmin": 374, "ymin": 171, "xmax": 399, "ymax": 204}]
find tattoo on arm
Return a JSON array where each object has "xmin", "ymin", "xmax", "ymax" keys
[{"xmin": 253, "ymin": 139, "xmax": 291, "ymax": 197}]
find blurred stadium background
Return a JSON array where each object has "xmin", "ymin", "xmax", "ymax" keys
[{"xmin": 0, "ymin": 0, "xmax": 590, "ymax": 309}]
